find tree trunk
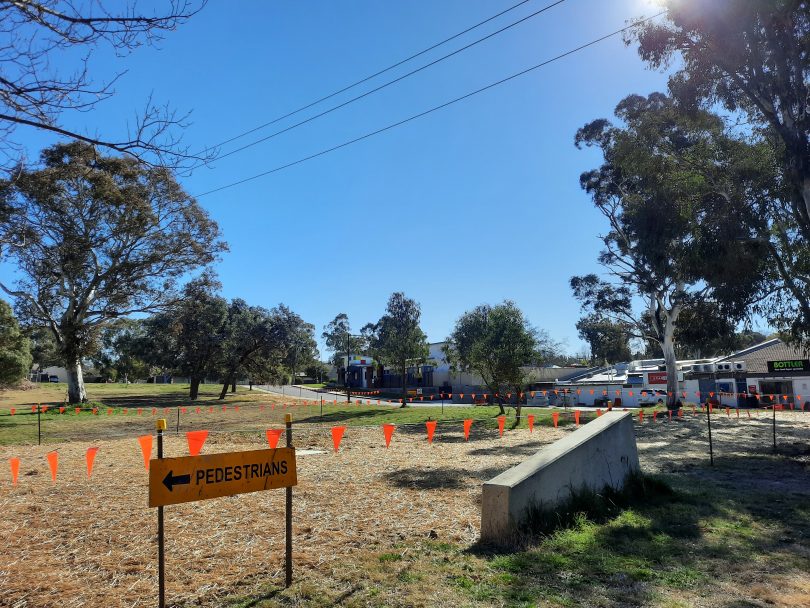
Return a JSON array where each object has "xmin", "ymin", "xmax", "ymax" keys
[
  {"xmin": 497, "ymin": 397, "xmax": 505, "ymax": 415},
  {"xmin": 662, "ymin": 322, "xmax": 679, "ymax": 409},
  {"xmin": 400, "ymin": 365, "xmax": 407, "ymax": 408},
  {"xmin": 231, "ymin": 379, "xmax": 236, "ymax": 393},
  {"xmin": 219, "ymin": 372, "xmax": 233, "ymax": 399},
  {"xmin": 190, "ymin": 376, "xmax": 201, "ymax": 400},
  {"xmin": 66, "ymin": 359, "xmax": 87, "ymax": 404}
]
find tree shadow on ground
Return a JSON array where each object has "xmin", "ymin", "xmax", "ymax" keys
[{"xmin": 383, "ymin": 466, "xmax": 508, "ymax": 490}]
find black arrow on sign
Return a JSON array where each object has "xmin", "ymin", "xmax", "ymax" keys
[{"xmin": 162, "ymin": 470, "xmax": 191, "ymax": 492}]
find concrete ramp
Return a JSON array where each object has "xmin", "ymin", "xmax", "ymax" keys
[{"xmin": 480, "ymin": 411, "xmax": 639, "ymax": 542}]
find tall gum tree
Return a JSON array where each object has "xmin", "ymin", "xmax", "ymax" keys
[
  {"xmin": 0, "ymin": 141, "xmax": 226, "ymax": 403},
  {"xmin": 572, "ymin": 93, "xmax": 768, "ymax": 407},
  {"xmin": 631, "ymin": 0, "xmax": 810, "ymax": 340}
]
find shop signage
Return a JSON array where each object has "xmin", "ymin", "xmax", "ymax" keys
[
  {"xmin": 766, "ymin": 360, "xmax": 810, "ymax": 373},
  {"xmin": 647, "ymin": 372, "xmax": 667, "ymax": 385}
]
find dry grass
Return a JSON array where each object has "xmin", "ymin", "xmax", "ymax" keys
[{"xmin": 0, "ymin": 409, "xmax": 808, "ymax": 608}]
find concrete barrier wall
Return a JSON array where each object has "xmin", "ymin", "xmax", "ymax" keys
[{"xmin": 480, "ymin": 411, "xmax": 639, "ymax": 542}]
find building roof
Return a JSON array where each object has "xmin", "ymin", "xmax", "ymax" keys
[{"xmin": 716, "ymin": 338, "xmax": 810, "ymax": 374}]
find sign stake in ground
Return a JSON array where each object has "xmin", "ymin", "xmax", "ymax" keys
[{"xmin": 149, "ymin": 415, "xmax": 297, "ymax": 606}]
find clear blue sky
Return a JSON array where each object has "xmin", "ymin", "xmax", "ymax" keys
[{"xmin": 2, "ymin": 0, "xmax": 673, "ymax": 356}]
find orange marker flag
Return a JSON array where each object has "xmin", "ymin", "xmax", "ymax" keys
[
  {"xmin": 75, "ymin": 407, "xmax": 81, "ymax": 414},
  {"xmin": 85, "ymin": 447, "xmax": 99, "ymax": 478},
  {"xmin": 459, "ymin": 393, "xmax": 464, "ymax": 399},
  {"xmin": 138, "ymin": 408, "xmax": 143, "ymax": 416},
  {"xmin": 122, "ymin": 408, "xmax": 128, "ymax": 415},
  {"xmin": 59, "ymin": 406, "xmax": 65, "ymax": 414},
  {"xmin": 10, "ymin": 457, "xmax": 20, "ymax": 485},
  {"xmin": 186, "ymin": 430, "xmax": 209, "ymax": 456},
  {"xmin": 530, "ymin": 391, "xmax": 536, "ymax": 398},
  {"xmin": 463, "ymin": 418, "xmax": 473, "ymax": 440},
  {"xmin": 653, "ymin": 411, "xmax": 658, "ymax": 422},
  {"xmin": 92, "ymin": 408, "xmax": 98, "ymax": 415},
  {"xmin": 107, "ymin": 408, "xmax": 113, "ymax": 415},
  {"xmin": 497, "ymin": 415, "xmax": 505, "ymax": 437},
  {"xmin": 209, "ymin": 406, "xmax": 214, "ymax": 413},
  {"xmin": 425, "ymin": 420, "xmax": 437, "ymax": 444},
  {"xmin": 638, "ymin": 411, "xmax": 644, "ymax": 423},
  {"xmin": 181, "ymin": 407, "xmax": 187, "ymax": 414},
  {"xmin": 222, "ymin": 406, "xmax": 227, "ymax": 412},
  {"xmin": 382, "ymin": 423, "xmax": 395, "ymax": 447},
  {"xmin": 42, "ymin": 406, "xmax": 49, "ymax": 413},
  {"xmin": 195, "ymin": 407, "xmax": 201, "ymax": 414},
  {"xmin": 527, "ymin": 414, "xmax": 535, "ymax": 433},
  {"xmin": 10, "ymin": 408, "xmax": 15, "ymax": 415},
  {"xmin": 552, "ymin": 412, "xmax": 559, "ymax": 428},
  {"xmin": 589, "ymin": 389, "xmax": 594, "ymax": 395},
  {"xmin": 31, "ymin": 405, "xmax": 37, "ymax": 412},
  {"xmin": 137, "ymin": 435, "xmax": 152, "ymax": 470},
  {"xmin": 234, "ymin": 406, "xmax": 239, "ymax": 412},
  {"xmin": 678, "ymin": 408, "xmax": 683, "ymax": 418},
  {"xmin": 46, "ymin": 450, "xmax": 58, "ymax": 482},
  {"xmin": 596, "ymin": 408, "xmax": 602, "ymax": 417},
  {"xmin": 265, "ymin": 429, "xmax": 283, "ymax": 449},
  {"xmin": 152, "ymin": 408, "xmax": 157, "ymax": 415},
  {"xmin": 331, "ymin": 426, "xmax": 346, "ymax": 452},
  {"xmin": 574, "ymin": 410, "xmax": 581, "ymax": 426}
]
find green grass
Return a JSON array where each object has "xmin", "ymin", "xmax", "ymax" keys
[{"xmin": 213, "ymin": 467, "xmax": 810, "ymax": 608}]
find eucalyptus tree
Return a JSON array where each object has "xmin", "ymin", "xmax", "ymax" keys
[
  {"xmin": 0, "ymin": 141, "xmax": 226, "ymax": 402},
  {"xmin": 571, "ymin": 93, "xmax": 767, "ymax": 406},
  {"xmin": 0, "ymin": 299, "xmax": 31, "ymax": 386},
  {"xmin": 631, "ymin": 0, "xmax": 810, "ymax": 341},
  {"xmin": 372, "ymin": 292, "xmax": 429, "ymax": 407}
]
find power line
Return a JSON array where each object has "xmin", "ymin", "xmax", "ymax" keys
[
  {"xmin": 199, "ymin": 0, "xmax": 541, "ymax": 154},
  {"xmin": 195, "ymin": 12, "xmax": 666, "ymax": 199},
  {"xmin": 208, "ymin": 0, "xmax": 569, "ymax": 164}
]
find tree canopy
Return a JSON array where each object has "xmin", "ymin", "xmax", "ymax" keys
[
  {"xmin": 0, "ymin": 0, "xmax": 205, "ymax": 170},
  {"xmin": 446, "ymin": 300, "xmax": 539, "ymax": 418},
  {"xmin": 0, "ymin": 299, "xmax": 31, "ymax": 386},
  {"xmin": 572, "ymin": 93, "xmax": 768, "ymax": 405},
  {"xmin": 0, "ymin": 141, "xmax": 226, "ymax": 402},
  {"xmin": 631, "ymin": 0, "xmax": 810, "ymax": 342}
]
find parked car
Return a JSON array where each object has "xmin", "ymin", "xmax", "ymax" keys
[{"xmin": 48, "ymin": 375, "xmax": 59, "ymax": 383}]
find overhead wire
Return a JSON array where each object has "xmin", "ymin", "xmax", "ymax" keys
[
  {"xmin": 198, "ymin": 0, "xmax": 549, "ymax": 154},
  {"xmin": 195, "ymin": 12, "xmax": 667, "ymax": 199},
  {"xmin": 205, "ymin": 0, "xmax": 569, "ymax": 163}
]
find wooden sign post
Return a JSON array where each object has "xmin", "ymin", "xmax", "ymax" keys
[{"xmin": 150, "ymin": 414, "xmax": 297, "ymax": 607}]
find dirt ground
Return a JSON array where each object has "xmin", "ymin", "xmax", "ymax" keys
[{"xmin": 0, "ymin": 410, "xmax": 808, "ymax": 608}]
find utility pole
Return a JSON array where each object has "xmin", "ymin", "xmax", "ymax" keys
[{"xmin": 345, "ymin": 331, "xmax": 352, "ymax": 404}]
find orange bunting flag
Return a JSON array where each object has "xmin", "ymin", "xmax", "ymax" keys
[
  {"xmin": 31, "ymin": 405, "xmax": 37, "ymax": 412},
  {"xmin": 86, "ymin": 447, "xmax": 99, "ymax": 478},
  {"xmin": 10, "ymin": 408, "xmax": 15, "ymax": 415},
  {"xmin": 195, "ymin": 407, "xmax": 201, "ymax": 414},
  {"xmin": 471, "ymin": 393, "xmax": 476, "ymax": 400},
  {"xmin": 590, "ymin": 389, "xmax": 595, "ymax": 395},
  {"xmin": 208, "ymin": 407, "xmax": 214, "ymax": 413},
  {"xmin": 10, "ymin": 457, "xmax": 20, "ymax": 485},
  {"xmin": 163, "ymin": 408, "xmax": 170, "ymax": 414},
  {"xmin": 41, "ymin": 406, "xmax": 48, "ymax": 413},
  {"xmin": 265, "ymin": 429, "xmax": 283, "ymax": 449},
  {"xmin": 92, "ymin": 408, "xmax": 98, "ymax": 415},
  {"xmin": 596, "ymin": 408, "xmax": 602, "ymax": 417},
  {"xmin": 575, "ymin": 410, "xmax": 581, "ymax": 426},
  {"xmin": 75, "ymin": 407, "xmax": 81, "ymax": 415},
  {"xmin": 107, "ymin": 408, "xmax": 113, "ymax": 415},
  {"xmin": 137, "ymin": 435, "xmax": 152, "ymax": 470},
  {"xmin": 58, "ymin": 407, "xmax": 64, "ymax": 414},
  {"xmin": 459, "ymin": 393, "xmax": 464, "ymax": 399},
  {"xmin": 497, "ymin": 415, "xmax": 505, "ymax": 437},
  {"xmin": 181, "ymin": 407, "xmax": 187, "ymax": 414},
  {"xmin": 383, "ymin": 423, "xmax": 395, "ymax": 447},
  {"xmin": 552, "ymin": 412, "xmax": 559, "ymax": 428},
  {"xmin": 530, "ymin": 391, "xmax": 536, "ymax": 398},
  {"xmin": 425, "ymin": 420, "xmax": 437, "ymax": 444},
  {"xmin": 576, "ymin": 389, "xmax": 581, "ymax": 395},
  {"xmin": 46, "ymin": 450, "xmax": 58, "ymax": 482},
  {"xmin": 152, "ymin": 408, "xmax": 157, "ymax": 415},
  {"xmin": 138, "ymin": 408, "xmax": 143, "ymax": 416},
  {"xmin": 222, "ymin": 406, "xmax": 227, "ymax": 412},
  {"xmin": 122, "ymin": 408, "xmax": 127, "ymax": 415},
  {"xmin": 186, "ymin": 430, "xmax": 209, "ymax": 456},
  {"xmin": 527, "ymin": 414, "xmax": 535, "ymax": 433},
  {"xmin": 463, "ymin": 418, "xmax": 473, "ymax": 440},
  {"xmin": 331, "ymin": 426, "xmax": 346, "ymax": 452}
]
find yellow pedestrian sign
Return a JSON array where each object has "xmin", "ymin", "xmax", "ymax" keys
[{"xmin": 148, "ymin": 447, "xmax": 297, "ymax": 507}]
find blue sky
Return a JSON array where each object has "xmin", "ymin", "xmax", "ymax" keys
[{"xmin": 2, "ymin": 0, "xmax": 673, "ymax": 356}]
